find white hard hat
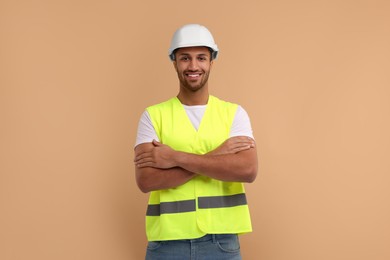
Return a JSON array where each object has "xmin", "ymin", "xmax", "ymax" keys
[{"xmin": 168, "ymin": 24, "xmax": 219, "ymax": 61}]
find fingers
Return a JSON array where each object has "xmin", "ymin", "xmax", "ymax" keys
[
  {"xmin": 152, "ymin": 139, "xmax": 161, "ymax": 146},
  {"xmin": 209, "ymin": 136, "xmax": 255, "ymax": 156},
  {"xmin": 230, "ymin": 144, "xmax": 252, "ymax": 153},
  {"xmin": 135, "ymin": 157, "xmax": 154, "ymax": 168},
  {"xmin": 134, "ymin": 151, "xmax": 149, "ymax": 161},
  {"xmin": 134, "ymin": 151, "xmax": 153, "ymax": 167},
  {"xmin": 226, "ymin": 137, "xmax": 255, "ymax": 153},
  {"xmin": 134, "ymin": 146, "xmax": 152, "ymax": 158},
  {"xmin": 135, "ymin": 161, "xmax": 153, "ymax": 168},
  {"xmin": 227, "ymin": 136, "xmax": 255, "ymax": 149}
]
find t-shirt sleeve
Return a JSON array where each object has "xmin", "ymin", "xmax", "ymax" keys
[
  {"xmin": 230, "ymin": 105, "xmax": 255, "ymax": 139},
  {"xmin": 134, "ymin": 110, "xmax": 159, "ymax": 148}
]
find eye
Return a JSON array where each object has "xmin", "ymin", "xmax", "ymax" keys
[
  {"xmin": 180, "ymin": 56, "xmax": 190, "ymax": 61},
  {"xmin": 198, "ymin": 56, "xmax": 208, "ymax": 61}
]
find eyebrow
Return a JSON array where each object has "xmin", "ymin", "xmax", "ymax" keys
[{"xmin": 177, "ymin": 53, "xmax": 208, "ymax": 57}]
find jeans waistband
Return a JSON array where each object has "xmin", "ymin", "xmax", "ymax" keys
[
  {"xmin": 189, "ymin": 234, "xmax": 215, "ymax": 243},
  {"xmin": 188, "ymin": 234, "xmax": 237, "ymax": 243}
]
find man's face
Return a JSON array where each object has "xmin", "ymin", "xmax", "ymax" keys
[{"xmin": 173, "ymin": 46, "xmax": 213, "ymax": 93}]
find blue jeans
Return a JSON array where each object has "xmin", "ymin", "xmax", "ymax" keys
[{"xmin": 145, "ymin": 234, "xmax": 242, "ymax": 260}]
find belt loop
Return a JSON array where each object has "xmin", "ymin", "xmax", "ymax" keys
[{"xmin": 212, "ymin": 234, "xmax": 217, "ymax": 244}]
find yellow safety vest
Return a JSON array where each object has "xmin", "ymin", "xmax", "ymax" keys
[{"xmin": 145, "ymin": 95, "xmax": 252, "ymax": 241}]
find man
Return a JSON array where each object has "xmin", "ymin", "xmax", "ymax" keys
[{"xmin": 134, "ymin": 24, "xmax": 258, "ymax": 260}]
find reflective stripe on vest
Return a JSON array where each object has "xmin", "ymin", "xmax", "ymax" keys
[
  {"xmin": 146, "ymin": 199, "xmax": 196, "ymax": 216},
  {"xmin": 146, "ymin": 193, "xmax": 247, "ymax": 216}
]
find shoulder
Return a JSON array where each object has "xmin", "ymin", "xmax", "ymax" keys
[
  {"xmin": 235, "ymin": 105, "xmax": 250, "ymax": 118},
  {"xmin": 210, "ymin": 95, "xmax": 238, "ymax": 106},
  {"xmin": 209, "ymin": 95, "xmax": 238, "ymax": 114},
  {"xmin": 145, "ymin": 97, "xmax": 180, "ymax": 131},
  {"xmin": 147, "ymin": 97, "xmax": 178, "ymax": 111}
]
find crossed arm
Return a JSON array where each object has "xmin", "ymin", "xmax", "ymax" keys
[{"xmin": 134, "ymin": 136, "xmax": 258, "ymax": 193}]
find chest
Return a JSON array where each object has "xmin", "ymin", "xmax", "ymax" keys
[{"xmin": 160, "ymin": 106, "xmax": 232, "ymax": 154}]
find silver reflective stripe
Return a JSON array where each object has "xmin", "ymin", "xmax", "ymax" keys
[
  {"xmin": 198, "ymin": 193, "xmax": 247, "ymax": 209},
  {"xmin": 146, "ymin": 193, "xmax": 247, "ymax": 216},
  {"xmin": 146, "ymin": 199, "xmax": 196, "ymax": 216}
]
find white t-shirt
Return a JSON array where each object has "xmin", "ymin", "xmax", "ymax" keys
[{"xmin": 135, "ymin": 104, "xmax": 254, "ymax": 147}]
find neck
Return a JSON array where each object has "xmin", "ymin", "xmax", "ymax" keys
[{"xmin": 177, "ymin": 87, "xmax": 209, "ymax": 106}]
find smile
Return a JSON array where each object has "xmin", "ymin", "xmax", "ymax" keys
[{"xmin": 185, "ymin": 73, "xmax": 202, "ymax": 78}]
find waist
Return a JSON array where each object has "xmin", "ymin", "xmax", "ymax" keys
[{"xmin": 169, "ymin": 234, "xmax": 238, "ymax": 243}]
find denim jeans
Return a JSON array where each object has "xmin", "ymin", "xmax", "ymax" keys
[{"xmin": 145, "ymin": 234, "xmax": 242, "ymax": 260}]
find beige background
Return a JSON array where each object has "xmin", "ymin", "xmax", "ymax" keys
[{"xmin": 1, "ymin": 0, "xmax": 390, "ymax": 259}]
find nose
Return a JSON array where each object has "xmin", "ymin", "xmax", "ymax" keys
[{"xmin": 188, "ymin": 59, "xmax": 199, "ymax": 71}]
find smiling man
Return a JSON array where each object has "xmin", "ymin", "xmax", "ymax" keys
[{"xmin": 134, "ymin": 24, "xmax": 258, "ymax": 260}]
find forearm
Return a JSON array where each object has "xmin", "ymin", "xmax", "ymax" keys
[
  {"xmin": 174, "ymin": 148, "xmax": 258, "ymax": 183},
  {"xmin": 135, "ymin": 166, "xmax": 196, "ymax": 193}
]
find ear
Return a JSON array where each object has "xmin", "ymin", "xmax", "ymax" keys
[{"xmin": 173, "ymin": 61, "xmax": 178, "ymax": 72}]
